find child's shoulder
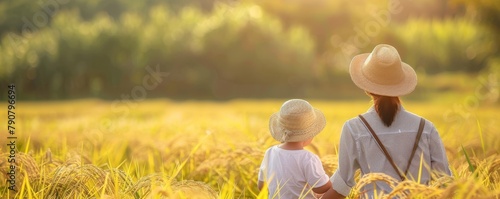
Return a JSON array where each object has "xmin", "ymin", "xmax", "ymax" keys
[
  {"xmin": 265, "ymin": 145, "xmax": 314, "ymax": 156},
  {"xmin": 263, "ymin": 145, "xmax": 279, "ymax": 155}
]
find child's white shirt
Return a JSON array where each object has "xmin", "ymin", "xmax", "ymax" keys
[{"xmin": 258, "ymin": 145, "xmax": 329, "ymax": 199}]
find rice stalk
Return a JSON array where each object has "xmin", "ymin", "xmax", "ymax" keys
[{"xmin": 0, "ymin": 152, "xmax": 39, "ymax": 193}]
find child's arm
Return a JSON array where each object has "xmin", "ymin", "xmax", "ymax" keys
[
  {"xmin": 258, "ymin": 148, "xmax": 270, "ymax": 191},
  {"xmin": 312, "ymin": 180, "xmax": 332, "ymax": 194},
  {"xmin": 321, "ymin": 187, "xmax": 345, "ymax": 199},
  {"xmin": 257, "ymin": 180, "xmax": 265, "ymax": 191}
]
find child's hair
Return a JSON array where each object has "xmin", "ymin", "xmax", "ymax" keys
[{"xmin": 368, "ymin": 92, "xmax": 400, "ymax": 127}]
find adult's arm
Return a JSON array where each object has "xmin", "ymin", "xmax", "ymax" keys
[
  {"xmin": 329, "ymin": 122, "xmax": 360, "ymax": 196},
  {"xmin": 429, "ymin": 125, "xmax": 452, "ymax": 176}
]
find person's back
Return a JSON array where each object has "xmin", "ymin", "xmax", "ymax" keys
[
  {"xmin": 323, "ymin": 44, "xmax": 452, "ymax": 199},
  {"xmin": 340, "ymin": 104, "xmax": 450, "ymax": 195},
  {"xmin": 258, "ymin": 99, "xmax": 332, "ymax": 198},
  {"xmin": 261, "ymin": 146, "xmax": 329, "ymax": 198}
]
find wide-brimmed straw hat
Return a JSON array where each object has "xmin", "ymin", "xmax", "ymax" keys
[
  {"xmin": 269, "ymin": 99, "xmax": 326, "ymax": 142},
  {"xmin": 349, "ymin": 44, "xmax": 417, "ymax": 96}
]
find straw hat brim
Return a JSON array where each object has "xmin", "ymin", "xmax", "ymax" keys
[
  {"xmin": 349, "ymin": 53, "xmax": 417, "ymax": 97},
  {"xmin": 269, "ymin": 109, "xmax": 326, "ymax": 142}
]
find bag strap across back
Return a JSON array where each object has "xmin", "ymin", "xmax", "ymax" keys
[{"xmin": 358, "ymin": 115, "xmax": 425, "ymax": 181}]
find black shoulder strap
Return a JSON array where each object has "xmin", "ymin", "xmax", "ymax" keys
[
  {"xmin": 358, "ymin": 115, "xmax": 426, "ymax": 181},
  {"xmin": 358, "ymin": 115, "xmax": 404, "ymax": 181},
  {"xmin": 404, "ymin": 118, "xmax": 425, "ymax": 176}
]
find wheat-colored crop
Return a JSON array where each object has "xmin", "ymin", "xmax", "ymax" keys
[
  {"xmin": 0, "ymin": 152, "xmax": 39, "ymax": 192},
  {"xmin": 168, "ymin": 180, "xmax": 218, "ymax": 199},
  {"xmin": 387, "ymin": 180, "xmax": 440, "ymax": 199},
  {"xmin": 127, "ymin": 173, "xmax": 172, "ymax": 196},
  {"xmin": 320, "ymin": 154, "xmax": 338, "ymax": 176},
  {"xmin": 349, "ymin": 173, "xmax": 398, "ymax": 199},
  {"xmin": 0, "ymin": 100, "xmax": 498, "ymax": 198},
  {"xmin": 44, "ymin": 164, "xmax": 111, "ymax": 197}
]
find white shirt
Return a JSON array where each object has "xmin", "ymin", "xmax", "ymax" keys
[
  {"xmin": 259, "ymin": 145, "xmax": 329, "ymax": 199},
  {"xmin": 331, "ymin": 106, "xmax": 451, "ymax": 197}
]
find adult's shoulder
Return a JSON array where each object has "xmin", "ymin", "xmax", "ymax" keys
[
  {"xmin": 341, "ymin": 116, "xmax": 370, "ymax": 138},
  {"xmin": 400, "ymin": 108, "xmax": 438, "ymax": 131},
  {"xmin": 343, "ymin": 116, "xmax": 362, "ymax": 128}
]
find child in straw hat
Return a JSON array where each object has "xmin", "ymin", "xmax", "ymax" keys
[{"xmin": 258, "ymin": 99, "xmax": 332, "ymax": 199}]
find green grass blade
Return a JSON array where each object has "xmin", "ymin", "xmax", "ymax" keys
[{"xmin": 461, "ymin": 145, "xmax": 475, "ymax": 173}]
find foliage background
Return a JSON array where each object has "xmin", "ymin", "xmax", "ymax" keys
[{"xmin": 0, "ymin": 0, "xmax": 498, "ymax": 100}]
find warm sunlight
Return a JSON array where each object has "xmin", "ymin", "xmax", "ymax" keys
[{"xmin": 0, "ymin": 0, "xmax": 498, "ymax": 198}]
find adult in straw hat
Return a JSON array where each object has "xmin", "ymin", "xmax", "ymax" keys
[
  {"xmin": 323, "ymin": 44, "xmax": 452, "ymax": 199},
  {"xmin": 258, "ymin": 99, "xmax": 332, "ymax": 199}
]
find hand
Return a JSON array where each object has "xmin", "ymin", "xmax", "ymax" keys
[
  {"xmin": 321, "ymin": 187, "xmax": 345, "ymax": 199},
  {"xmin": 314, "ymin": 192, "xmax": 324, "ymax": 199}
]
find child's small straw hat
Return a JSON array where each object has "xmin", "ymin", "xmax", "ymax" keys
[
  {"xmin": 269, "ymin": 99, "xmax": 326, "ymax": 142},
  {"xmin": 349, "ymin": 44, "xmax": 417, "ymax": 96}
]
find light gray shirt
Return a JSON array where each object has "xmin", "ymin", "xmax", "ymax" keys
[{"xmin": 331, "ymin": 106, "xmax": 451, "ymax": 197}]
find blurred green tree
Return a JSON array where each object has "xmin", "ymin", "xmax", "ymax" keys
[
  {"xmin": 0, "ymin": 3, "xmax": 318, "ymax": 99},
  {"xmin": 1, "ymin": 0, "xmax": 498, "ymax": 100},
  {"xmin": 393, "ymin": 19, "xmax": 496, "ymax": 73},
  {"xmin": 452, "ymin": 0, "xmax": 500, "ymax": 36}
]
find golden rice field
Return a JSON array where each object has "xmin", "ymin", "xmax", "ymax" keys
[{"xmin": 0, "ymin": 99, "xmax": 499, "ymax": 198}]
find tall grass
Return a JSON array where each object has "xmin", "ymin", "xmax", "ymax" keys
[{"xmin": 0, "ymin": 99, "xmax": 499, "ymax": 198}]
